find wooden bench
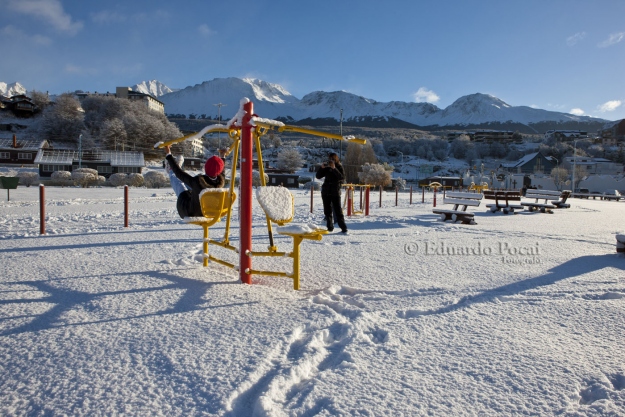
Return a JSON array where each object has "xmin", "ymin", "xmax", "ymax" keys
[
  {"xmin": 617, "ymin": 235, "xmax": 625, "ymax": 253},
  {"xmin": 521, "ymin": 189, "xmax": 561, "ymax": 213},
  {"xmin": 432, "ymin": 192, "xmax": 483, "ymax": 224},
  {"xmin": 483, "ymin": 190, "xmax": 524, "ymax": 214},
  {"xmin": 551, "ymin": 190, "xmax": 571, "ymax": 208}
]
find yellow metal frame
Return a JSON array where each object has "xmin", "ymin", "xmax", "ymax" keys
[
  {"xmin": 156, "ymin": 118, "xmax": 362, "ymax": 290},
  {"xmin": 342, "ymin": 183, "xmax": 370, "ymax": 215}
]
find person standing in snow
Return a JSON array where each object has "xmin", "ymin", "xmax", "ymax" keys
[
  {"xmin": 316, "ymin": 152, "xmax": 348, "ymax": 233},
  {"xmin": 164, "ymin": 145, "xmax": 225, "ymax": 218}
]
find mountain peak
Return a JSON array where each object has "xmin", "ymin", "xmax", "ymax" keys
[
  {"xmin": 132, "ymin": 80, "xmax": 176, "ymax": 97},
  {"xmin": 0, "ymin": 81, "xmax": 27, "ymax": 97}
]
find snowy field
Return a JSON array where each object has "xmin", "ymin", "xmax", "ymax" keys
[{"xmin": 0, "ymin": 184, "xmax": 624, "ymax": 416}]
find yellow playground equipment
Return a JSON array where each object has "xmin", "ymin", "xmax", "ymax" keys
[
  {"xmin": 468, "ymin": 182, "xmax": 489, "ymax": 192},
  {"xmin": 155, "ymin": 98, "xmax": 365, "ymax": 290}
]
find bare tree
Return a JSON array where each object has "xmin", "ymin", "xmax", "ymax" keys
[{"xmin": 276, "ymin": 148, "xmax": 303, "ymax": 173}]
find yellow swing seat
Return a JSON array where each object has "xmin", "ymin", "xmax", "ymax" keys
[
  {"xmin": 253, "ymin": 186, "xmax": 327, "ymax": 289},
  {"xmin": 183, "ymin": 188, "xmax": 236, "ymax": 266}
]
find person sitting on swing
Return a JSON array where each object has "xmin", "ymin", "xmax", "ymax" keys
[{"xmin": 164, "ymin": 145, "xmax": 225, "ymax": 218}]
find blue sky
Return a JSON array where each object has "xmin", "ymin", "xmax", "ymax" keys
[{"xmin": 1, "ymin": 0, "xmax": 624, "ymax": 120}]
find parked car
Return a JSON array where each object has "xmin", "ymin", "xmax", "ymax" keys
[{"xmin": 603, "ymin": 190, "xmax": 621, "ymax": 201}]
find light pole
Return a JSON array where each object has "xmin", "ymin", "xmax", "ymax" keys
[
  {"xmin": 213, "ymin": 103, "xmax": 226, "ymax": 153},
  {"xmin": 78, "ymin": 133, "xmax": 82, "ymax": 169},
  {"xmin": 571, "ymin": 140, "xmax": 578, "ymax": 191},
  {"xmin": 339, "ymin": 108, "xmax": 343, "ymax": 159}
]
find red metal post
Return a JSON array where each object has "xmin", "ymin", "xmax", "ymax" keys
[
  {"xmin": 310, "ymin": 184, "xmax": 314, "ymax": 213},
  {"xmin": 124, "ymin": 185, "xmax": 129, "ymax": 227},
  {"xmin": 379, "ymin": 185, "xmax": 382, "ymax": 208},
  {"xmin": 395, "ymin": 186, "xmax": 398, "ymax": 206},
  {"xmin": 433, "ymin": 188, "xmax": 437, "ymax": 207},
  {"xmin": 347, "ymin": 187, "xmax": 353, "ymax": 216},
  {"xmin": 240, "ymin": 100, "xmax": 253, "ymax": 285},
  {"xmin": 359, "ymin": 186, "xmax": 363, "ymax": 210},
  {"xmin": 365, "ymin": 186, "xmax": 370, "ymax": 216},
  {"xmin": 39, "ymin": 184, "xmax": 45, "ymax": 235},
  {"xmin": 410, "ymin": 186, "xmax": 413, "ymax": 204},
  {"xmin": 422, "ymin": 186, "xmax": 425, "ymax": 203}
]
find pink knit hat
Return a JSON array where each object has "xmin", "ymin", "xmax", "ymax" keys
[{"xmin": 204, "ymin": 156, "xmax": 224, "ymax": 177}]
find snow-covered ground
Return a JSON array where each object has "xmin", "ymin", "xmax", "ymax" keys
[{"xmin": 1, "ymin": 184, "xmax": 624, "ymax": 416}]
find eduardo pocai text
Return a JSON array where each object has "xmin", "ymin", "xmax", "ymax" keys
[{"xmin": 403, "ymin": 240, "xmax": 541, "ymax": 265}]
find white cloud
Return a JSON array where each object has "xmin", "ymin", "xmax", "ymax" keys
[
  {"xmin": 1, "ymin": 24, "xmax": 52, "ymax": 45},
  {"xmin": 598, "ymin": 100, "xmax": 622, "ymax": 112},
  {"xmin": 566, "ymin": 32, "xmax": 586, "ymax": 46},
  {"xmin": 7, "ymin": 0, "xmax": 83, "ymax": 35},
  {"xmin": 64, "ymin": 64, "xmax": 98, "ymax": 76},
  {"xmin": 570, "ymin": 108, "xmax": 585, "ymax": 116},
  {"xmin": 598, "ymin": 32, "xmax": 625, "ymax": 48},
  {"xmin": 413, "ymin": 87, "xmax": 440, "ymax": 104},
  {"xmin": 91, "ymin": 10, "xmax": 127, "ymax": 24},
  {"xmin": 198, "ymin": 24, "xmax": 215, "ymax": 37}
]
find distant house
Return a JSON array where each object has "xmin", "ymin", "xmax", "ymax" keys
[
  {"xmin": 115, "ymin": 87, "xmax": 164, "ymax": 114},
  {"xmin": 500, "ymin": 152, "xmax": 556, "ymax": 174},
  {"xmin": 447, "ymin": 130, "xmax": 516, "ymax": 142},
  {"xmin": 75, "ymin": 87, "xmax": 165, "ymax": 114},
  {"xmin": 34, "ymin": 149, "xmax": 145, "ymax": 178},
  {"xmin": 563, "ymin": 156, "xmax": 624, "ymax": 175},
  {"xmin": 0, "ymin": 136, "xmax": 49, "ymax": 166},
  {"xmin": 418, "ymin": 176, "xmax": 463, "ymax": 189},
  {"xmin": 544, "ymin": 130, "xmax": 588, "ymax": 141},
  {"xmin": 598, "ymin": 119, "xmax": 625, "ymax": 146},
  {"xmin": 267, "ymin": 173, "xmax": 299, "ymax": 188},
  {"xmin": 0, "ymin": 94, "xmax": 39, "ymax": 117}
]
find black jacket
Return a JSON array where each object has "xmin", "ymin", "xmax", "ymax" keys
[
  {"xmin": 316, "ymin": 162, "xmax": 345, "ymax": 195},
  {"xmin": 166, "ymin": 154, "xmax": 225, "ymax": 218}
]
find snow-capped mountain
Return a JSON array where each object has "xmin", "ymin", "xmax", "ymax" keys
[
  {"xmin": 159, "ymin": 77, "xmax": 301, "ymax": 119},
  {"xmin": 132, "ymin": 80, "xmax": 176, "ymax": 97},
  {"xmin": 0, "ymin": 82, "xmax": 26, "ymax": 97},
  {"xmin": 159, "ymin": 78, "xmax": 607, "ymax": 130}
]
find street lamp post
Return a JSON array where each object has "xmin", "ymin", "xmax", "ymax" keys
[
  {"xmin": 571, "ymin": 140, "xmax": 578, "ymax": 191},
  {"xmin": 78, "ymin": 134, "xmax": 82, "ymax": 169},
  {"xmin": 213, "ymin": 103, "xmax": 226, "ymax": 153},
  {"xmin": 339, "ymin": 108, "xmax": 343, "ymax": 159}
]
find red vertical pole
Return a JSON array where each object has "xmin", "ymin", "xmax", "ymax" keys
[
  {"xmin": 433, "ymin": 188, "xmax": 437, "ymax": 207},
  {"xmin": 347, "ymin": 187, "xmax": 353, "ymax": 216},
  {"xmin": 395, "ymin": 187, "xmax": 398, "ymax": 206},
  {"xmin": 365, "ymin": 186, "xmax": 370, "ymax": 216},
  {"xmin": 379, "ymin": 185, "xmax": 382, "ymax": 207},
  {"xmin": 359, "ymin": 186, "xmax": 363, "ymax": 210},
  {"xmin": 240, "ymin": 100, "xmax": 253, "ymax": 285},
  {"xmin": 422, "ymin": 186, "xmax": 425, "ymax": 203},
  {"xmin": 310, "ymin": 184, "xmax": 313, "ymax": 213},
  {"xmin": 39, "ymin": 184, "xmax": 45, "ymax": 235},
  {"xmin": 124, "ymin": 185, "xmax": 129, "ymax": 227},
  {"xmin": 410, "ymin": 186, "xmax": 413, "ymax": 204}
]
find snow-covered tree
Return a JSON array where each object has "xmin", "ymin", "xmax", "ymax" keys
[
  {"xmin": 38, "ymin": 93, "xmax": 86, "ymax": 142},
  {"xmin": 71, "ymin": 168, "xmax": 99, "ymax": 188},
  {"xmin": 17, "ymin": 172, "xmax": 39, "ymax": 187},
  {"xmin": 108, "ymin": 173, "xmax": 127, "ymax": 187},
  {"xmin": 51, "ymin": 170, "xmax": 72, "ymax": 186},
  {"xmin": 126, "ymin": 173, "xmax": 144, "ymax": 187},
  {"xmin": 550, "ymin": 167, "xmax": 569, "ymax": 191},
  {"xmin": 358, "ymin": 163, "xmax": 392, "ymax": 187},
  {"xmin": 252, "ymin": 170, "xmax": 269, "ymax": 186},
  {"xmin": 144, "ymin": 171, "xmax": 169, "ymax": 188},
  {"xmin": 276, "ymin": 148, "xmax": 303, "ymax": 173}
]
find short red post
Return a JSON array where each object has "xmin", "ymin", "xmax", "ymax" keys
[
  {"xmin": 310, "ymin": 184, "xmax": 314, "ymax": 213},
  {"xmin": 422, "ymin": 186, "xmax": 425, "ymax": 203},
  {"xmin": 365, "ymin": 186, "xmax": 370, "ymax": 216},
  {"xmin": 433, "ymin": 187, "xmax": 437, "ymax": 207},
  {"xmin": 347, "ymin": 187, "xmax": 353, "ymax": 216},
  {"xmin": 39, "ymin": 184, "xmax": 45, "ymax": 235},
  {"xmin": 124, "ymin": 185, "xmax": 129, "ymax": 227},
  {"xmin": 395, "ymin": 186, "xmax": 398, "ymax": 206},
  {"xmin": 379, "ymin": 185, "xmax": 383, "ymax": 208},
  {"xmin": 410, "ymin": 186, "xmax": 413, "ymax": 205}
]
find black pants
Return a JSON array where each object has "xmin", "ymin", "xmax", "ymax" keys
[{"xmin": 322, "ymin": 191, "xmax": 347, "ymax": 232}]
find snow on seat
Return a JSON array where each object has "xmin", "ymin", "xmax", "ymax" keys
[{"xmin": 256, "ymin": 186, "xmax": 295, "ymax": 226}]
